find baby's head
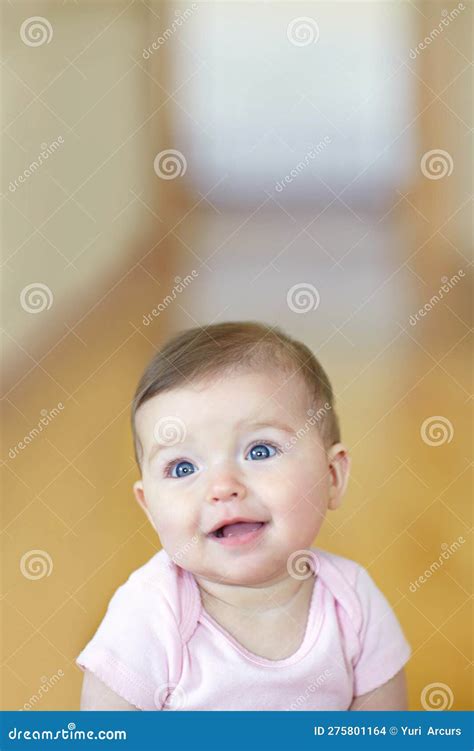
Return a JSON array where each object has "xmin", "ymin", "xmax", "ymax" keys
[{"xmin": 131, "ymin": 322, "xmax": 350, "ymax": 586}]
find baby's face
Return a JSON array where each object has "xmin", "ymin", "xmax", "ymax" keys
[{"xmin": 133, "ymin": 368, "xmax": 348, "ymax": 586}]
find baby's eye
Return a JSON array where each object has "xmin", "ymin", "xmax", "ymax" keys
[
  {"xmin": 246, "ymin": 443, "xmax": 278, "ymax": 461},
  {"xmin": 167, "ymin": 460, "xmax": 196, "ymax": 478}
]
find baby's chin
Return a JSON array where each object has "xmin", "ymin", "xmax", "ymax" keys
[
  {"xmin": 193, "ymin": 565, "xmax": 283, "ymax": 589},
  {"xmin": 181, "ymin": 548, "xmax": 298, "ymax": 588}
]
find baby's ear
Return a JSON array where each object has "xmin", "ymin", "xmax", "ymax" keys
[
  {"xmin": 327, "ymin": 443, "xmax": 351, "ymax": 510},
  {"xmin": 133, "ymin": 480, "xmax": 146, "ymax": 510},
  {"xmin": 133, "ymin": 481, "xmax": 156, "ymax": 530}
]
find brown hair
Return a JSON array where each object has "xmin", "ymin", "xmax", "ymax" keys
[{"xmin": 131, "ymin": 321, "xmax": 341, "ymax": 468}]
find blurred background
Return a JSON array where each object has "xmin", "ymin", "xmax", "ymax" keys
[{"xmin": 1, "ymin": 0, "xmax": 472, "ymax": 711}]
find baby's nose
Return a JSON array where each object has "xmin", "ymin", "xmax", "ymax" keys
[{"xmin": 206, "ymin": 470, "xmax": 247, "ymax": 503}]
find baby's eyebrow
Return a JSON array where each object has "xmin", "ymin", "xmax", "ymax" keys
[
  {"xmin": 240, "ymin": 419, "xmax": 295, "ymax": 434},
  {"xmin": 147, "ymin": 442, "xmax": 177, "ymax": 464}
]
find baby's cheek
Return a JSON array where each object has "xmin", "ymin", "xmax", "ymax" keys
[
  {"xmin": 273, "ymin": 467, "xmax": 327, "ymax": 508},
  {"xmin": 146, "ymin": 497, "xmax": 177, "ymax": 539},
  {"xmin": 273, "ymin": 475, "xmax": 328, "ymax": 536},
  {"xmin": 154, "ymin": 500, "xmax": 198, "ymax": 546}
]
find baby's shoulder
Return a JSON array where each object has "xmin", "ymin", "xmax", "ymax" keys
[
  {"xmin": 314, "ymin": 548, "xmax": 378, "ymax": 629},
  {"xmin": 315, "ymin": 547, "xmax": 366, "ymax": 585},
  {"xmin": 108, "ymin": 548, "xmax": 200, "ymax": 642},
  {"xmin": 77, "ymin": 549, "xmax": 196, "ymax": 709}
]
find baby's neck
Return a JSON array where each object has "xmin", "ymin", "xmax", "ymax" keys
[
  {"xmin": 195, "ymin": 569, "xmax": 315, "ymax": 616},
  {"xmin": 194, "ymin": 570, "xmax": 317, "ymax": 660}
]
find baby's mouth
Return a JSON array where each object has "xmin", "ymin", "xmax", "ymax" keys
[
  {"xmin": 212, "ymin": 520, "xmax": 265, "ymax": 539},
  {"xmin": 206, "ymin": 518, "xmax": 269, "ymax": 546}
]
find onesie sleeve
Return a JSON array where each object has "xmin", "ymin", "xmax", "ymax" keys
[
  {"xmin": 76, "ymin": 574, "xmax": 183, "ymax": 710},
  {"xmin": 351, "ymin": 566, "xmax": 411, "ymax": 697}
]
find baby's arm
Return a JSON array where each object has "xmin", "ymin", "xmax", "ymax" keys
[
  {"xmin": 349, "ymin": 668, "xmax": 408, "ymax": 710},
  {"xmin": 80, "ymin": 669, "xmax": 139, "ymax": 711}
]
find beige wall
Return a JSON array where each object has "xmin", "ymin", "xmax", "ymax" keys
[{"xmin": 2, "ymin": 0, "xmax": 176, "ymax": 387}]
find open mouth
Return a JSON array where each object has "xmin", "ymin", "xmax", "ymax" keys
[{"xmin": 209, "ymin": 520, "xmax": 268, "ymax": 546}]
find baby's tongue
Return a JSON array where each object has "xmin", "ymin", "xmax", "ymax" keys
[{"xmin": 222, "ymin": 521, "xmax": 263, "ymax": 538}]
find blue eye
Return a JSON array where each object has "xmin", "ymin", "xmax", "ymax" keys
[
  {"xmin": 169, "ymin": 460, "xmax": 196, "ymax": 478},
  {"xmin": 247, "ymin": 443, "xmax": 278, "ymax": 461}
]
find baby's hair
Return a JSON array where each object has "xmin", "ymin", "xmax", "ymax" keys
[{"xmin": 131, "ymin": 321, "xmax": 341, "ymax": 468}]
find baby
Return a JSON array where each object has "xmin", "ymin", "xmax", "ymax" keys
[{"xmin": 77, "ymin": 321, "xmax": 411, "ymax": 711}]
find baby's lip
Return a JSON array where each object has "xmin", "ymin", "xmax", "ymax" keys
[{"xmin": 207, "ymin": 516, "xmax": 267, "ymax": 536}]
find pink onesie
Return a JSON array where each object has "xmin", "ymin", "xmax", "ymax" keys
[{"xmin": 76, "ymin": 547, "xmax": 411, "ymax": 710}]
